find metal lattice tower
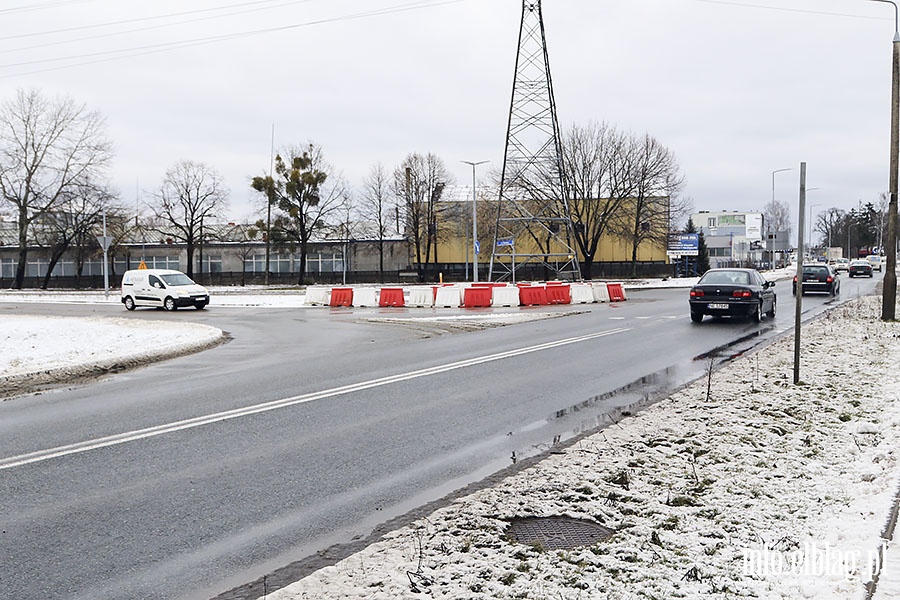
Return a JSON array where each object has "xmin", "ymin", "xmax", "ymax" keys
[{"xmin": 489, "ymin": 0, "xmax": 580, "ymax": 283}]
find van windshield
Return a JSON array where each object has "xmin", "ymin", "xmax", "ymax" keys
[{"xmin": 160, "ymin": 273, "xmax": 196, "ymax": 286}]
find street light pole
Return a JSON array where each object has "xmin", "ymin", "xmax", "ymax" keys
[
  {"xmin": 771, "ymin": 168, "xmax": 791, "ymax": 267},
  {"xmin": 772, "ymin": 168, "xmax": 791, "ymax": 205},
  {"xmin": 462, "ymin": 160, "xmax": 488, "ymax": 283},
  {"xmin": 804, "ymin": 188, "xmax": 821, "ymax": 259},
  {"xmin": 870, "ymin": 0, "xmax": 900, "ymax": 320}
]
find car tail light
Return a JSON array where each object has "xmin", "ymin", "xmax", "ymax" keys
[
  {"xmin": 826, "ymin": 276, "xmax": 833, "ymax": 283},
  {"xmin": 690, "ymin": 289, "xmax": 704, "ymax": 297},
  {"xmin": 732, "ymin": 289, "xmax": 752, "ymax": 298}
]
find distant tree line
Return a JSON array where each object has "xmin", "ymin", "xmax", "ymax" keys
[{"xmin": 2, "ymin": 87, "xmax": 767, "ymax": 289}]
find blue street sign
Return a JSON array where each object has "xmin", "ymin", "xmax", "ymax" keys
[
  {"xmin": 497, "ymin": 238, "xmax": 514, "ymax": 247},
  {"xmin": 474, "ymin": 240, "xmax": 480, "ymax": 254}
]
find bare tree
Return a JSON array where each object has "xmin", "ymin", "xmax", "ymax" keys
[
  {"xmin": 0, "ymin": 88, "xmax": 113, "ymax": 288},
  {"xmin": 763, "ymin": 197, "xmax": 792, "ymax": 240},
  {"xmin": 393, "ymin": 153, "xmax": 452, "ymax": 281},
  {"xmin": 815, "ymin": 207, "xmax": 847, "ymax": 250},
  {"xmin": 612, "ymin": 134, "xmax": 685, "ymax": 276},
  {"xmin": 228, "ymin": 223, "xmax": 260, "ymax": 286},
  {"xmin": 150, "ymin": 160, "xmax": 229, "ymax": 278},
  {"xmin": 561, "ymin": 121, "xmax": 623, "ymax": 279},
  {"xmin": 359, "ymin": 162, "xmax": 393, "ymax": 282},
  {"xmin": 561, "ymin": 123, "xmax": 685, "ymax": 278},
  {"xmin": 32, "ymin": 180, "xmax": 118, "ymax": 289}
]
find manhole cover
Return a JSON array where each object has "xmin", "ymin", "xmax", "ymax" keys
[{"xmin": 505, "ymin": 516, "xmax": 615, "ymax": 550}]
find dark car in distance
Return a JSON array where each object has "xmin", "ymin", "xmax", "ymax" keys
[
  {"xmin": 792, "ymin": 264, "xmax": 840, "ymax": 296},
  {"xmin": 689, "ymin": 268, "xmax": 776, "ymax": 323},
  {"xmin": 848, "ymin": 259, "xmax": 874, "ymax": 278}
]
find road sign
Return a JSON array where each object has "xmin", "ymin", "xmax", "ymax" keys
[
  {"xmin": 497, "ymin": 238, "xmax": 514, "ymax": 247},
  {"xmin": 96, "ymin": 236, "xmax": 113, "ymax": 251},
  {"xmin": 474, "ymin": 240, "xmax": 480, "ymax": 254}
]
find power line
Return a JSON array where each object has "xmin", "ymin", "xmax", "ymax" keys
[
  {"xmin": 0, "ymin": 0, "xmax": 313, "ymax": 41},
  {"xmin": 0, "ymin": 0, "xmax": 95, "ymax": 16},
  {"xmin": 0, "ymin": 0, "xmax": 465, "ymax": 77},
  {"xmin": 0, "ymin": 0, "xmax": 318, "ymax": 56},
  {"xmin": 695, "ymin": 0, "xmax": 890, "ymax": 22}
]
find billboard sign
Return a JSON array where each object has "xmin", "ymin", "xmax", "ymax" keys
[
  {"xmin": 667, "ymin": 233, "xmax": 699, "ymax": 256},
  {"xmin": 745, "ymin": 213, "xmax": 763, "ymax": 241}
]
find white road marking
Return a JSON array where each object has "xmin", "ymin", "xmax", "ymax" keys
[{"xmin": 1, "ymin": 327, "xmax": 630, "ymax": 471}]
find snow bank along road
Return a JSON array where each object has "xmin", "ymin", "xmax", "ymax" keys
[{"xmin": 0, "ymin": 313, "xmax": 225, "ymax": 399}]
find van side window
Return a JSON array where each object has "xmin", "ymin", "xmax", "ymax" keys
[{"xmin": 149, "ymin": 275, "xmax": 164, "ymax": 288}]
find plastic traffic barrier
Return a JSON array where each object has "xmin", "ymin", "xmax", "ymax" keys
[
  {"xmin": 607, "ymin": 282, "xmax": 627, "ymax": 302},
  {"xmin": 408, "ymin": 286, "xmax": 434, "ymax": 307},
  {"xmin": 491, "ymin": 285, "xmax": 520, "ymax": 307},
  {"xmin": 305, "ymin": 286, "xmax": 330, "ymax": 306},
  {"xmin": 378, "ymin": 287, "xmax": 405, "ymax": 307},
  {"xmin": 329, "ymin": 287, "xmax": 353, "ymax": 307},
  {"xmin": 545, "ymin": 283, "xmax": 571, "ymax": 305},
  {"xmin": 591, "ymin": 282, "xmax": 610, "ymax": 303},
  {"xmin": 518, "ymin": 285, "xmax": 548, "ymax": 306},
  {"xmin": 352, "ymin": 287, "xmax": 377, "ymax": 307},
  {"xmin": 569, "ymin": 283, "xmax": 595, "ymax": 304},
  {"xmin": 463, "ymin": 286, "xmax": 492, "ymax": 307},
  {"xmin": 434, "ymin": 285, "xmax": 463, "ymax": 308}
]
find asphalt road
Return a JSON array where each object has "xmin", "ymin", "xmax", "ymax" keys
[{"xmin": 0, "ymin": 274, "xmax": 880, "ymax": 600}]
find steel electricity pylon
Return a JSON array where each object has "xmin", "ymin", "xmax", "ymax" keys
[{"xmin": 488, "ymin": 0, "xmax": 580, "ymax": 283}]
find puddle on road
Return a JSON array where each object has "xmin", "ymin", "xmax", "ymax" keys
[{"xmin": 505, "ymin": 323, "xmax": 783, "ymax": 467}]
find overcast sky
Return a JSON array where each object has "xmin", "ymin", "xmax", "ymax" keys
[{"xmin": 1, "ymin": 0, "xmax": 897, "ymax": 231}]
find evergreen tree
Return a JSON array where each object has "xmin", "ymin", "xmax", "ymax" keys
[
  {"xmin": 697, "ymin": 230, "xmax": 710, "ymax": 274},
  {"xmin": 683, "ymin": 218, "xmax": 709, "ymax": 275}
]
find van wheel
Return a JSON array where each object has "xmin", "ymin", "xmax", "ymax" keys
[
  {"xmin": 164, "ymin": 297, "xmax": 177, "ymax": 311},
  {"xmin": 124, "ymin": 296, "xmax": 136, "ymax": 311}
]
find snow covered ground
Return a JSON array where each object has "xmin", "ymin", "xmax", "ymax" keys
[
  {"xmin": 0, "ymin": 314, "xmax": 223, "ymax": 381},
  {"xmin": 7, "ymin": 268, "xmax": 900, "ymax": 599}
]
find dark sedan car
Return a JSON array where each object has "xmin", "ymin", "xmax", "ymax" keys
[
  {"xmin": 792, "ymin": 264, "xmax": 840, "ymax": 295},
  {"xmin": 689, "ymin": 268, "xmax": 776, "ymax": 323},
  {"xmin": 848, "ymin": 259, "xmax": 874, "ymax": 278}
]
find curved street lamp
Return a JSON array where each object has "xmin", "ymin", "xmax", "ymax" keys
[
  {"xmin": 770, "ymin": 168, "xmax": 791, "ymax": 266},
  {"xmin": 772, "ymin": 168, "xmax": 791, "ymax": 205}
]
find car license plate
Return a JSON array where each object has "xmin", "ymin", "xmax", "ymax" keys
[{"xmin": 708, "ymin": 303, "xmax": 729, "ymax": 309}]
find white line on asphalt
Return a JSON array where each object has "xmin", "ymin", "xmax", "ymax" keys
[{"xmin": 0, "ymin": 327, "xmax": 630, "ymax": 471}]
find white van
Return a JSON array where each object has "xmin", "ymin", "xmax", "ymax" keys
[{"xmin": 121, "ymin": 269, "xmax": 209, "ymax": 311}]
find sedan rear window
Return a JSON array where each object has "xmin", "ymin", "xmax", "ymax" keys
[{"xmin": 701, "ymin": 271, "xmax": 749, "ymax": 285}]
